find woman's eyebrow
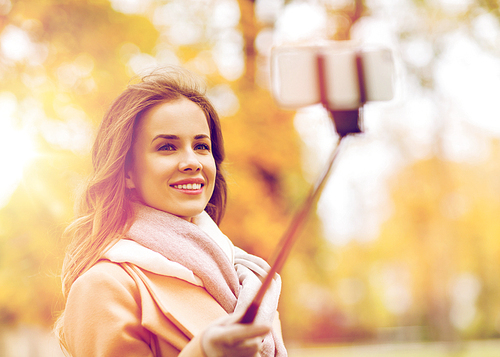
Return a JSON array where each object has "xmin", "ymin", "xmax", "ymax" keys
[
  {"xmin": 151, "ymin": 134, "xmax": 179, "ymax": 144},
  {"xmin": 151, "ymin": 134, "xmax": 210, "ymax": 144}
]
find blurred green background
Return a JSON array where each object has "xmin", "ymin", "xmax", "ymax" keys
[{"xmin": 1, "ymin": 0, "xmax": 500, "ymax": 355}]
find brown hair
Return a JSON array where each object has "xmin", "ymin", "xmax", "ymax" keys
[{"xmin": 55, "ymin": 66, "xmax": 227, "ymax": 348}]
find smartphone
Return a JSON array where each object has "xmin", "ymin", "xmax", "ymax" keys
[{"xmin": 271, "ymin": 42, "xmax": 395, "ymax": 110}]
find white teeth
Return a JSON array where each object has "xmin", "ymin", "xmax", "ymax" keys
[{"xmin": 174, "ymin": 183, "xmax": 202, "ymax": 190}]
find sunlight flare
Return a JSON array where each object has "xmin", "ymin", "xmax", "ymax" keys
[{"xmin": 0, "ymin": 92, "xmax": 37, "ymax": 208}]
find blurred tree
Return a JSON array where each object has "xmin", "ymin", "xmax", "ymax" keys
[
  {"xmin": 2, "ymin": 0, "xmax": 500, "ymax": 349},
  {"xmin": 375, "ymin": 144, "xmax": 500, "ymax": 340},
  {"xmin": 312, "ymin": 0, "xmax": 500, "ymax": 344},
  {"xmin": 0, "ymin": 0, "xmax": 158, "ymax": 326},
  {"xmin": 0, "ymin": 0, "xmax": 319, "ymax": 339},
  {"xmin": 373, "ymin": 0, "xmax": 500, "ymax": 342},
  {"xmin": 0, "ymin": 0, "xmax": 349, "ymax": 344}
]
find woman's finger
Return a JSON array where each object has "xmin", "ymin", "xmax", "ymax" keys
[{"xmin": 202, "ymin": 321, "xmax": 271, "ymax": 357}]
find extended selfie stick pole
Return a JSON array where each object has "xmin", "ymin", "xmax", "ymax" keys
[
  {"xmin": 239, "ymin": 136, "xmax": 343, "ymax": 324},
  {"xmin": 240, "ymin": 53, "xmax": 365, "ymax": 324}
]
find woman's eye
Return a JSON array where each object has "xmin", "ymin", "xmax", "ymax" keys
[
  {"xmin": 195, "ymin": 143, "xmax": 211, "ymax": 151},
  {"xmin": 158, "ymin": 143, "xmax": 176, "ymax": 151}
]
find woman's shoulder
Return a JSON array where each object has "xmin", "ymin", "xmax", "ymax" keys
[
  {"xmin": 70, "ymin": 260, "xmax": 138, "ymax": 300},
  {"xmin": 80, "ymin": 259, "xmax": 132, "ymax": 280}
]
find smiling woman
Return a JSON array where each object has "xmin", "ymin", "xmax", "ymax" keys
[
  {"xmin": 0, "ymin": 92, "xmax": 37, "ymax": 208},
  {"xmin": 55, "ymin": 66, "xmax": 286, "ymax": 357},
  {"xmin": 125, "ymin": 97, "xmax": 217, "ymax": 221}
]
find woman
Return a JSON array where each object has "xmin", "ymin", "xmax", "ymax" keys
[{"xmin": 55, "ymin": 67, "xmax": 287, "ymax": 357}]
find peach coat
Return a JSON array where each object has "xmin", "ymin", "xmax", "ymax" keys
[{"xmin": 63, "ymin": 259, "xmax": 283, "ymax": 356}]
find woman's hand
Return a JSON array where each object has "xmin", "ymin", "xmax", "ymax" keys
[
  {"xmin": 201, "ymin": 313, "xmax": 271, "ymax": 357},
  {"xmin": 233, "ymin": 247, "xmax": 281, "ymax": 326}
]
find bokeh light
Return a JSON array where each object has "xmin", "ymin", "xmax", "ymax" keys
[{"xmin": 0, "ymin": 92, "xmax": 37, "ymax": 208}]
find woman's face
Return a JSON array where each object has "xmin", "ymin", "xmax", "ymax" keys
[{"xmin": 126, "ymin": 97, "xmax": 216, "ymax": 221}]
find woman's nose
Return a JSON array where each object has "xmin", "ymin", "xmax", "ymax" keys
[{"xmin": 179, "ymin": 150, "xmax": 202, "ymax": 172}]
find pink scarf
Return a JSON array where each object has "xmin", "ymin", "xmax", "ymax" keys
[{"xmin": 126, "ymin": 203, "xmax": 287, "ymax": 356}]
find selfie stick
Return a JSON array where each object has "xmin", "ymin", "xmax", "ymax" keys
[{"xmin": 240, "ymin": 53, "xmax": 365, "ymax": 324}]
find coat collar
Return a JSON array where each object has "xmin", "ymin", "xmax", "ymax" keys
[{"xmin": 120, "ymin": 262, "xmax": 226, "ymax": 343}]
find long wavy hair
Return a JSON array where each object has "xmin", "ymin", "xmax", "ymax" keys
[{"xmin": 55, "ymin": 67, "xmax": 227, "ymax": 348}]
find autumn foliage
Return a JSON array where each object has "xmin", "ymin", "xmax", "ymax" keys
[{"xmin": 1, "ymin": 0, "xmax": 500, "ymax": 347}]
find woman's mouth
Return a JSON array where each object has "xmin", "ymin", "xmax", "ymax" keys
[{"xmin": 171, "ymin": 183, "xmax": 203, "ymax": 190}]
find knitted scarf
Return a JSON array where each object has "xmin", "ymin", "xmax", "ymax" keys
[{"xmin": 125, "ymin": 203, "xmax": 287, "ymax": 356}]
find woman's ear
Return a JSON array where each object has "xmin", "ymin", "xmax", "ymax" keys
[{"xmin": 125, "ymin": 170, "xmax": 136, "ymax": 189}]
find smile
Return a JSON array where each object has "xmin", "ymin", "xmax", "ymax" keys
[{"xmin": 171, "ymin": 183, "xmax": 203, "ymax": 190}]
